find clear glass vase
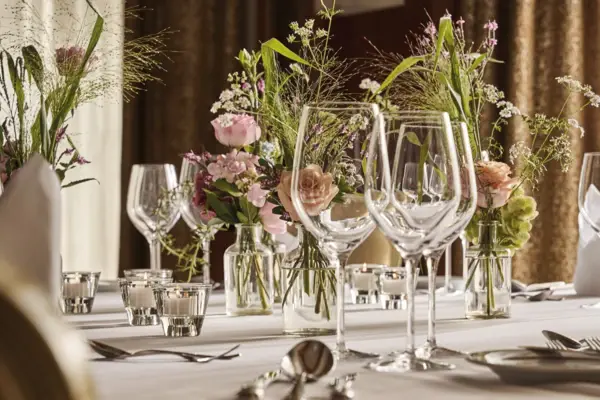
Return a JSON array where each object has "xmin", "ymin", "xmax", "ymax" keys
[
  {"xmin": 465, "ymin": 221, "xmax": 511, "ymax": 319},
  {"xmin": 263, "ymin": 232, "xmax": 285, "ymax": 303},
  {"xmin": 282, "ymin": 225, "xmax": 336, "ymax": 336},
  {"xmin": 224, "ymin": 224, "xmax": 274, "ymax": 316}
]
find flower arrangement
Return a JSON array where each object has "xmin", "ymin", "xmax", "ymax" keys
[
  {"xmin": 365, "ymin": 13, "xmax": 598, "ymax": 252},
  {"xmin": 0, "ymin": 1, "xmax": 169, "ymax": 187}
]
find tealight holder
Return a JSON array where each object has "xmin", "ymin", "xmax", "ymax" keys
[
  {"xmin": 60, "ymin": 271, "xmax": 101, "ymax": 314},
  {"xmin": 346, "ymin": 264, "xmax": 383, "ymax": 305},
  {"xmin": 153, "ymin": 283, "xmax": 212, "ymax": 337},
  {"xmin": 119, "ymin": 276, "xmax": 173, "ymax": 326},
  {"xmin": 379, "ymin": 267, "xmax": 408, "ymax": 310},
  {"xmin": 123, "ymin": 269, "xmax": 173, "ymax": 280}
]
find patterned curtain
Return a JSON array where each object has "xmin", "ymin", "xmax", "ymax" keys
[
  {"xmin": 459, "ymin": 0, "xmax": 600, "ymax": 283},
  {"xmin": 120, "ymin": 0, "xmax": 313, "ymax": 279}
]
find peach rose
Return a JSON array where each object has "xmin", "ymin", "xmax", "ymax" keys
[
  {"xmin": 277, "ymin": 165, "xmax": 339, "ymax": 221},
  {"xmin": 475, "ymin": 161, "xmax": 517, "ymax": 209}
]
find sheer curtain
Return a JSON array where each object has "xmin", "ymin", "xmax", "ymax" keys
[{"xmin": 0, "ymin": 0, "xmax": 123, "ymax": 279}]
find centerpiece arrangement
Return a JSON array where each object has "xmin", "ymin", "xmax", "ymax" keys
[
  {"xmin": 0, "ymin": 0, "xmax": 169, "ymax": 187},
  {"xmin": 365, "ymin": 14, "xmax": 599, "ymax": 318}
]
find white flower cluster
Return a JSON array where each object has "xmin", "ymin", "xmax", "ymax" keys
[
  {"xmin": 289, "ymin": 63, "xmax": 309, "ymax": 82},
  {"xmin": 349, "ymin": 113, "xmax": 370, "ymax": 131},
  {"xmin": 549, "ymin": 135, "xmax": 573, "ymax": 172},
  {"xmin": 359, "ymin": 78, "xmax": 381, "ymax": 94},
  {"xmin": 568, "ymin": 118, "xmax": 585, "ymax": 138},
  {"xmin": 497, "ymin": 100, "xmax": 521, "ymax": 119},
  {"xmin": 509, "ymin": 141, "xmax": 531, "ymax": 165},
  {"xmin": 288, "ymin": 19, "xmax": 319, "ymax": 45},
  {"xmin": 482, "ymin": 84, "xmax": 504, "ymax": 104},
  {"xmin": 211, "ymin": 71, "xmax": 252, "ymax": 113},
  {"xmin": 336, "ymin": 160, "xmax": 363, "ymax": 188},
  {"xmin": 556, "ymin": 75, "xmax": 600, "ymax": 107}
]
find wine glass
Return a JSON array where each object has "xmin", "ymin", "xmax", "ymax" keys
[
  {"xmin": 291, "ymin": 101, "xmax": 383, "ymax": 360},
  {"xmin": 180, "ymin": 157, "xmax": 219, "ymax": 284},
  {"xmin": 365, "ymin": 111, "xmax": 461, "ymax": 372},
  {"xmin": 415, "ymin": 121, "xmax": 477, "ymax": 360},
  {"xmin": 578, "ymin": 153, "xmax": 600, "ymax": 308},
  {"xmin": 127, "ymin": 164, "xmax": 180, "ymax": 271}
]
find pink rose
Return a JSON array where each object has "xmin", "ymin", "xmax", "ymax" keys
[
  {"xmin": 206, "ymin": 150, "xmax": 258, "ymax": 183},
  {"xmin": 211, "ymin": 114, "xmax": 261, "ymax": 148},
  {"xmin": 260, "ymin": 202, "xmax": 287, "ymax": 235},
  {"xmin": 276, "ymin": 165, "xmax": 339, "ymax": 221},
  {"xmin": 247, "ymin": 183, "xmax": 268, "ymax": 208},
  {"xmin": 475, "ymin": 161, "xmax": 517, "ymax": 209}
]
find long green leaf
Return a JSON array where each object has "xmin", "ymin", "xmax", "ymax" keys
[
  {"xmin": 405, "ymin": 131, "xmax": 422, "ymax": 146},
  {"xmin": 212, "ymin": 179, "xmax": 242, "ymax": 197},
  {"xmin": 450, "ymin": 51, "xmax": 471, "ymax": 119},
  {"xmin": 436, "ymin": 72, "xmax": 467, "ymax": 122},
  {"xmin": 50, "ymin": 2, "xmax": 104, "ymax": 136},
  {"xmin": 375, "ymin": 55, "xmax": 425, "ymax": 95},
  {"xmin": 433, "ymin": 17, "xmax": 453, "ymax": 70},
  {"xmin": 467, "ymin": 53, "xmax": 487, "ymax": 74},
  {"xmin": 5, "ymin": 53, "xmax": 25, "ymax": 139},
  {"xmin": 261, "ymin": 38, "xmax": 312, "ymax": 67},
  {"xmin": 62, "ymin": 177, "xmax": 99, "ymax": 188},
  {"xmin": 40, "ymin": 93, "xmax": 48, "ymax": 157},
  {"xmin": 22, "ymin": 45, "xmax": 44, "ymax": 90},
  {"xmin": 239, "ymin": 196, "xmax": 258, "ymax": 224},
  {"xmin": 205, "ymin": 190, "xmax": 237, "ymax": 224}
]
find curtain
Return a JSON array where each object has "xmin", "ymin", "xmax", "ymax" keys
[
  {"xmin": 459, "ymin": 0, "xmax": 600, "ymax": 283},
  {"xmin": 0, "ymin": 0, "xmax": 123, "ymax": 279},
  {"xmin": 120, "ymin": 0, "xmax": 313, "ymax": 281}
]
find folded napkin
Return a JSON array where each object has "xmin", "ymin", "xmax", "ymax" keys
[
  {"xmin": 0, "ymin": 155, "xmax": 61, "ymax": 302},
  {"xmin": 574, "ymin": 184, "xmax": 600, "ymax": 295}
]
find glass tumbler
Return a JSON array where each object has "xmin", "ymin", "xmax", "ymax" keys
[
  {"xmin": 60, "ymin": 272, "xmax": 101, "ymax": 314},
  {"xmin": 120, "ymin": 275, "xmax": 173, "ymax": 326},
  {"xmin": 153, "ymin": 283, "xmax": 212, "ymax": 337}
]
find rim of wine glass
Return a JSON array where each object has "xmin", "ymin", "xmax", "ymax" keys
[
  {"xmin": 291, "ymin": 103, "xmax": 381, "ymax": 242},
  {"xmin": 132, "ymin": 163, "xmax": 177, "ymax": 168},
  {"xmin": 302, "ymin": 101, "xmax": 380, "ymax": 112},
  {"xmin": 364, "ymin": 112, "xmax": 462, "ymax": 258}
]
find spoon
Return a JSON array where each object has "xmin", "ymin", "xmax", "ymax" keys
[
  {"xmin": 329, "ymin": 373, "xmax": 357, "ymax": 400},
  {"xmin": 542, "ymin": 330, "xmax": 587, "ymax": 350},
  {"xmin": 281, "ymin": 340, "xmax": 335, "ymax": 400}
]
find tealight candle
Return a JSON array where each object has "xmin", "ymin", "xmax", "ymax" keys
[
  {"xmin": 63, "ymin": 282, "xmax": 91, "ymax": 298},
  {"xmin": 129, "ymin": 286, "xmax": 155, "ymax": 308},
  {"xmin": 163, "ymin": 296, "xmax": 198, "ymax": 316}
]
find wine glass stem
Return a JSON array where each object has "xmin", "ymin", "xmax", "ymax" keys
[
  {"xmin": 201, "ymin": 236, "xmax": 211, "ymax": 284},
  {"xmin": 444, "ymin": 245, "xmax": 452, "ymax": 291},
  {"xmin": 335, "ymin": 251, "xmax": 350, "ymax": 353},
  {"xmin": 149, "ymin": 237, "xmax": 161, "ymax": 271},
  {"xmin": 405, "ymin": 257, "xmax": 418, "ymax": 355},
  {"xmin": 460, "ymin": 233, "xmax": 468, "ymax": 282},
  {"xmin": 426, "ymin": 253, "xmax": 442, "ymax": 346}
]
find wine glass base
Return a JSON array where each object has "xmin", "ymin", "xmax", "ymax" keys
[
  {"xmin": 415, "ymin": 344, "xmax": 465, "ymax": 359},
  {"xmin": 334, "ymin": 348, "xmax": 379, "ymax": 361},
  {"xmin": 367, "ymin": 352, "xmax": 454, "ymax": 373},
  {"xmin": 582, "ymin": 302, "xmax": 600, "ymax": 309}
]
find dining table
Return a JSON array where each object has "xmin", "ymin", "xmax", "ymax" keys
[{"xmin": 66, "ymin": 285, "xmax": 600, "ymax": 399}]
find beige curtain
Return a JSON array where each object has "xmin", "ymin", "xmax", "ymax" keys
[{"xmin": 460, "ymin": 0, "xmax": 600, "ymax": 283}]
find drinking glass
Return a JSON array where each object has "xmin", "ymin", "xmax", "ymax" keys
[
  {"xmin": 365, "ymin": 111, "xmax": 461, "ymax": 372},
  {"xmin": 127, "ymin": 164, "xmax": 180, "ymax": 271},
  {"xmin": 119, "ymin": 275, "xmax": 173, "ymax": 326},
  {"xmin": 291, "ymin": 101, "xmax": 383, "ymax": 360},
  {"xmin": 60, "ymin": 271, "xmax": 101, "ymax": 314},
  {"xmin": 416, "ymin": 122, "xmax": 477, "ymax": 360},
  {"xmin": 153, "ymin": 283, "xmax": 212, "ymax": 337},
  {"xmin": 578, "ymin": 153, "xmax": 600, "ymax": 309},
  {"xmin": 180, "ymin": 157, "xmax": 219, "ymax": 284}
]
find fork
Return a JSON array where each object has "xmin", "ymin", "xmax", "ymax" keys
[{"xmin": 583, "ymin": 336, "xmax": 600, "ymax": 351}]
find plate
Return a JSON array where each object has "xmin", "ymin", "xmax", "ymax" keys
[{"xmin": 467, "ymin": 349, "xmax": 600, "ymax": 384}]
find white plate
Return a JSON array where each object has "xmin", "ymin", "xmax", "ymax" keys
[{"xmin": 467, "ymin": 349, "xmax": 600, "ymax": 384}]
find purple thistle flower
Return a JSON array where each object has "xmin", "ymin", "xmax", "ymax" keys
[
  {"xmin": 424, "ymin": 21, "xmax": 437, "ymax": 37},
  {"xmin": 487, "ymin": 38, "xmax": 498, "ymax": 47},
  {"xmin": 56, "ymin": 125, "xmax": 68, "ymax": 142},
  {"xmin": 241, "ymin": 82, "xmax": 251, "ymax": 90},
  {"xmin": 257, "ymin": 79, "xmax": 265, "ymax": 93},
  {"xmin": 76, "ymin": 156, "xmax": 90, "ymax": 165},
  {"xmin": 183, "ymin": 150, "xmax": 204, "ymax": 164},
  {"xmin": 484, "ymin": 20, "xmax": 498, "ymax": 32}
]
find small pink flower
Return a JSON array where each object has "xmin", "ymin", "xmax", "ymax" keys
[
  {"xmin": 475, "ymin": 161, "xmax": 517, "ymax": 209},
  {"xmin": 456, "ymin": 17, "xmax": 465, "ymax": 26},
  {"xmin": 484, "ymin": 20, "xmax": 499, "ymax": 32},
  {"xmin": 487, "ymin": 38, "xmax": 498, "ymax": 47},
  {"xmin": 247, "ymin": 183, "xmax": 269, "ymax": 208},
  {"xmin": 424, "ymin": 21, "xmax": 437, "ymax": 36},
  {"xmin": 211, "ymin": 114, "xmax": 261, "ymax": 148},
  {"xmin": 55, "ymin": 46, "xmax": 96, "ymax": 76},
  {"xmin": 207, "ymin": 150, "xmax": 258, "ymax": 183},
  {"xmin": 198, "ymin": 208, "xmax": 217, "ymax": 224},
  {"xmin": 241, "ymin": 82, "xmax": 251, "ymax": 90},
  {"xmin": 260, "ymin": 202, "xmax": 287, "ymax": 235},
  {"xmin": 257, "ymin": 79, "xmax": 265, "ymax": 93}
]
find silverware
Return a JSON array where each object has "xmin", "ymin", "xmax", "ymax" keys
[
  {"xmin": 236, "ymin": 370, "xmax": 282, "ymax": 399},
  {"xmin": 89, "ymin": 340, "xmax": 240, "ymax": 363},
  {"xmin": 512, "ymin": 289, "xmax": 563, "ymax": 301},
  {"xmin": 329, "ymin": 373, "xmax": 357, "ymax": 400},
  {"xmin": 524, "ymin": 346, "xmax": 600, "ymax": 359},
  {"xmin": 584, "ymin": 336, "xmax": 600, "ymax": 351},
  {"xmin": 542, "ymin": 330, "xmax": 588, "ymax": 351},
  {"xmin": 281, "ymin": 340, "xmax": 335, "ymax": 400}
]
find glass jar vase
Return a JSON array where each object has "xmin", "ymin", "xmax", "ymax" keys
[
  {"xmin": 224, "ymin": 224, "xmax": 274, "ymax": 316},
  {"xmin": 281, "ymin": 225, "xmax": 336, "ymax": 336},
  {"xmin": 263, "ymin": 232, "xmax": 286, "ymax": 304},
  {"xmin": 465, "ymin": 221, "xmax": 511, "ymax": 319}
]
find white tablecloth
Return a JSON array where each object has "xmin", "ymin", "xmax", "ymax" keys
[{"xmin": 68, "ymin": 288, "xmax": 600, "ymax": 400}]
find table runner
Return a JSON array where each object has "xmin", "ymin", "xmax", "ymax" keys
[{"xmin": 69, "ymin": 289, "xmax": 600, "ymax": 399}]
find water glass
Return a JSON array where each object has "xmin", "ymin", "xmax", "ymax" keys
[
  {"xmin": 153, "ymin": 283, "xmax": 212, "ymax": 337},
  {"xmin": 119, "ymin": 276, "xmax": 173, "ymax": 326},
  {"xmin": 60, "ymin": 271, "xmax": 101, "ymax": 314}
]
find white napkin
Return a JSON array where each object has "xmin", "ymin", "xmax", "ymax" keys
[
  {"xmin": 574, "ymin": 184, "xmax": 600, "ymax": 295},
  {"xmin": 0, "ymin": 154, "xmax": 61, "ymax": 301}
]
